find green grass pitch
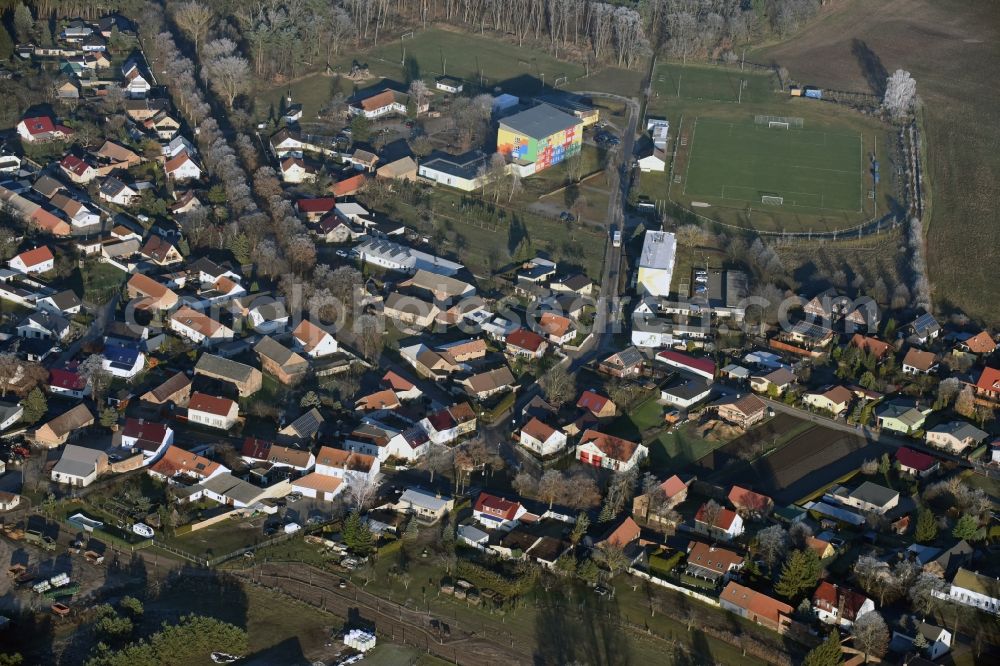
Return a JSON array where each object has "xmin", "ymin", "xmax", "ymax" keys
[{"xmin": 683, "ymin": 118, "xmax": 864, "ymax": 212}]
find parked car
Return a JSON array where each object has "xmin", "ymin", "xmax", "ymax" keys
[{"xmin": 559, "ymin": 211, "xmax": 576, "ymax": 223}]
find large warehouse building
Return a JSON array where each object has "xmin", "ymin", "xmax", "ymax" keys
[{"xmin": 636, "ymin": 230, "xmax": 677, "ymax": 297}]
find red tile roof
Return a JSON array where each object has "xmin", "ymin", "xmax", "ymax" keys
[
  {"xmin": 895, "ymin": 447, "xmax": 937, "ymax": 472},
  {"xmin": 330, "ymin": 174, "xmax": 367, "ymax": 196},
  {"xmin": 722, "ymin": 582, "xmax": 793, "ymax": 626},
  {"xmin": 521, "ymin": 417, "xmax": 557, "ymax": 442},
  {"xmin": 241, "ymin": 437, "xmax": 273, "ymax": 460},
  {"xmin": 975, "ymin": 366, "xmax": 1000, "ymax": 393},
  {"xmin": 601, "ymin": 516, "xmax": 640, "ymax": 548},
  {"xmin": 727, "ymin": 486, "xmax": 773, "ymax": 513},
  {"xmin": 963, "ymin": 331, "xmax": 996, "ymax": 354},
  {"xmin": 14, "ymin": 246, "xmax": 54, "ymax": 268},
  {"xmin": 660, "ymin": 475, "xmax": 687, "ymax": 499},
  {"xmin": 188, "ymin": 392, "xmax": 235, "ymax": 417},
  {"xmin": 579, "ymin": 429, "xmax": 640, "ymax": 462},
  {"xmin": 576, "ymin": 390, "xmax": 613, "ymax": 415},
  {"xmin": 382, "ymin": 370, "xmax": 415, "ymax": 391},
  {"xmin": 149, "ymin": 445, "xmax": 221, "ymax": 479},
  {"xmin": 21, "ymin": 115, "xmax": 55, "ymax": 135},
  {"xmin": 505, "ymin": 328, "xmax": 546, "ymax": 352},
  {"xmin": 296, "ymin": 197, "xmax": 336, "ymax": 214},
  {"xmin": 850, "ymin": 334, "xmax": 891, "ymax": 358},
  {"xmin": 122, "ymin": 417, "xmax": 169, "ymax": 443},
  {"xmin": 812, "ymin": 581, "xmax": 870, "ymax": 621},
  {"xmin": 49, "ymin": 368, "xmax": 86, "ymax": 391},
  {"xmin": 474, "ymin": 492, "xmax": 521, "ymax": 521},
  {"xmin": 60, "ymin": 155, "xmax": 91, "ymax": 176},
  {"xmin": 426, "ymin": 408, "xmax": 457, "ymax": 432},
  {"xmin": 656, "ymin": 350, "xmax": 716, "ymax": 377},
  {"xmin": 695, "ymin": 504, "xmax": 740, "ymax": 531},
  {"xmin": 902, "ymin": 348, "xmax": 936, "ymax": 371}
]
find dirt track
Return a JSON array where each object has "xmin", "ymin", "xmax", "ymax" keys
[{"xmin": 233, "ymin": 562, "xmax": 531, "ymax": 666}]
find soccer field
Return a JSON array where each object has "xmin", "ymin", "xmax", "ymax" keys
[{"xmin": 683, "ymin": 118, "xmax": 864, "ymax": 212}]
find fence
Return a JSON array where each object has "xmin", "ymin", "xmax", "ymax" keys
[{"xmin": 628, "ymin": 567, "xmax": 720, "ymax": 608}]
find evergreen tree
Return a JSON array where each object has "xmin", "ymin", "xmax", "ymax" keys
[
  {"xmin": 228, "ymin": 232, "xmax": 251, "ymax": 265},
  {"xmin": 100, "ymin": 408, "xmax": 118, "ymax": 429},
  {"xmin": 952, "ymin": 514, "xmax": 980, "ymax": 540},
  {"xmin": 21, "ymin": 388, "xmax": 47, "ymax": 424},
  {"xmin": 915, "ymin": 507, "xmax": 937, "ymax": 543},
  {"xmin": 802, "ymin": 630, "xmax": 843, "ymax": 666},
  {"xmin": 774, "ymin": 549, "xmax": 822, "ymax": 601},
  {"xmin": 912, "ymin": 631, "xmax": 928, "ymax": 650},
  {"xmin": 878, "ymin": 453, "xmax": 890, "ymax": 475},
  {"xmin": 0, "ymin": 24, "xmax": 14, "ymax": 61}
]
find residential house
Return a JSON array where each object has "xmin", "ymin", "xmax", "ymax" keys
[
  {"xmin": 460, "ymin": 366, "xmax": 515, "ymax": 401},
  {"xmin": 122, "ymin": 61, "xmax": 151, "ymax": 97},
  {"xmin": 0, "ymin": 492, "xmax": 21, "ymax": 511},
  {"xmin": 169, "ymin": 306, "xmax": 235, "ymax": 345},
  {"xmin": 598, "ymin": 346, "xmax": 644, "ymax": 378},
  {"xmin": 728, "ymin": 486, "xmax": 774, "ymax": 517},
  {"xmin": 48, "ymin": 368, "xmax": 90, "ymax": 399},
  {"xmin": 902, "ymin": 348, "xmax": 938, "ymax": 375},
  {"xmin": 535, "ymin": 311, "xmax": 576, "ymax": 345},
  {"xmin": 16, "ymin": 115, "xmax": 73, "ymax": 143},
  {"xmin": 349, "ymin": 88, "xmax": 410, "ymax": 119},
  {"xmin": 34, "ymin": 404, "xmax": 94, "ymax": 448},
  {"xmin": 295, "ymin": 197, "xmax": 337, "ymax": 221},
  {"xmin": 51, "ymin": 445, "xmax": 108, "ymax": 488},
  {"xmin": 278, "ymin": 408, "xmax": 324, "ymax": 442},
  {"xmin": 473, "ymin": 492, "xmax": 527, "ymax": 531},
  {"xmin": 354, "ymin": 236, "xmax": 464, "ymax": 276},
  {"xmin": 685, "ymin": 541, "xmax": 744, "ymax": 584},
  {"xmin": 576, "ymin": 390, "xmax": 617, "ymax": 419},
  {"xmin": 95, "ymin": 140, "xmax": 142, "ymax": 173},
  {"xmin": 127, "ymin": 273, "xmax": 179, "ymax": 311},
  {"xmin": 246, "ymin": 300, "xmax": 289, "ymax": 334},
  {"xmin": 812, "ymin": 581, "xmax": 875, "ymax": 628},
  {"xmin": 140, "ymin": 235, "xmax": 183, "ymax": 266},
  {"xmin": 194, "ymin": 354, "xmax": 262, "ymax": 397},
  {"xmin": 420, "ymin": 403, "xmax": 476, "ymax": 445},
  {"xmin": 8, "ymin": 246, "xmax": 54, "ymax": 274},
  {"xmin": 240, "ymin": 438, "xmax": 305, "ymax": 470},
  {"xmin": 597, "ymin": 516, "xmax": 641, "ymax": 549},
  {"xmin": 0, "ymin": 402, "xmax": 23, "ymax": 431},
  {"xmin": 349, "ymin": 149, "xmax": 379, "ymax": 172},
  {"xmin": 280, "ymin": 156, "xmax": 316, "ymax": 183},
  {"xmin": 356, "ymin": 389, "xmax": 401, "ymax": 412},
  {"xmin": 254, "ymin": 336, "xmax": 308, "ymax": 385},
  {"xmin": 750, "ymin": 367, "xmax": 796, "ymax": 395},
  {"xmin": 893, "ymin": 623, "xmax": 953, "ymax": 661},
  {"xmin": 850, "ymin": 334, "xmax": 892, "ymax": 360},
  {"xmin": 973, "ymin": 366, "xmax": 1000, "ymax": 405},
  {"xmin": 802, "ymin": 385, "xmax": 854, "ymax": 416},
  {"xmin": 694, "ymin": 503, "xmax": 744, "ymax": 541},
  {"xmin": 148, "ymin": 445, "xmax": 228, "ymax": 483},
  {"xmin": 806, "ymin": 536, "xmax": 836, "ymax": 559},
  {"xmin": 314, "ymin": 446, "xmax": 380, "ymax": 484},
  {"xmin": 382, "ymin": 371, "xmax": 422, "ymax": 401},
  {"xmin": 576, "ymin": 430, "xmax": 647, "ymax": 472},
  {"xmin": 840, "ymin": 481, "xmax": 899, "ymax": 514},
  {"xmin": 187, "ymin": 392, "xmax": 239, "ymax": 430},
  {"xmin": 17, "ymin": 310, "xmax": 69, "ymax": 341},
  {"xmin": 876, "ymin": 400, "xmax": 931, "ymax": 434},
  {"xmin": 383, "ymin": 292, "xmax": 441, "ymax": 329},
  {"xmin": 715, "ymin": 394, "xmax": 767, "ymax": 429},
  {"xmin": 925, "ymin": 541, "xmax": 974, "ymax": 578},
  {"xmin": 395, "ymin": 488, "xmax": 454, "ymax": 523},
  {"xmin": 937, "ymin": 568, "xmax": 1000, "ymax": 615},
  {"xmin": 121, "ymin": 418, "xmax": 174, "ymax": 461},
  {"xmin": 59, "ymin": 155, "xmax": 98, "ymax": 184},
  {"xmin": 141, "ymin": 371, "xmax": 192, "ymax": 406},
  {"xmin": 632, "ymin": 475, "xmax": 687, "ymax": 526},
  {"xmin": 102, "ymin": 341, "xmax": 145, "ymax": 379},
  {"xmin": 895, "ymin": 447, "xmax": 940, "ymax": 477},
  {"xmin": 289, "ymin": 472, "xmax": 345, "ymax": 502},
  {"xmin": 907, "ymin": 312, "xmax": 941, "ymax": 344},
  {"xmin": 292, "ymin": 319, "xmax": 339, "ymax": 357},
  {"xmin": 518, "ymin": 417, "xmax": 567, "ymax": 457},
  {"xmin": 418, "ymin": 150, "xmax": 489, "ymax": 191},
  {"xmin": 660, "ymin": 377, "xmax": 712, "ymax": 409},
  {"xmin": 957, "ymin": 331, "xmax": 996, "ymax": 356},
  {"xmin": 504, "ymin": 328, "xmax": 548, "ymax": 358},
  {"xmin": 36, "ymin": 289, "xmax": 81, "ymax": 316},
  {"xmin": 435, "ymin": 76, "xmax": 463, "ymax": 93},
  {"xmin": 376, "ymin": 156, "xmax": 418, "ymax": 181},
  {"xmin": 99, "ymin": 176, "xmax": 139, "ymax": 205},
  {"xmin": 719, "ymin": 582, "xmax": 794, "ymax": 634},
  {"xmin": 926, "ymin": 421, "xmax": 989, "ymax": 454}
]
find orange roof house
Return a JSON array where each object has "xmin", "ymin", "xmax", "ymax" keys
[
  {"xmin": 720, "ymin": 582, "xmax": 794, "ymax": 634},
  {"xmin": 849, "ymin": 334, "xmax": 891, "ymax": 359},
  {"xmin": 356, "ymin": 389, "xmax": 401, "ymax": 411},
  {"xmin": 728, "ymin": 486, "xmax": 774, "ymax": 516},
  {"xmin": 148, "ymin": 445, "xmax": 224, "ymax": 481}
]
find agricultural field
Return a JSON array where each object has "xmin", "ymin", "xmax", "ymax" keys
[
  {"xmin": 644, "ymin": 62, "xmax": 892, "ymax": 232},
  {"xmin": 749, "ymin": 0, "xmax": 1000, "ymax": 324}
]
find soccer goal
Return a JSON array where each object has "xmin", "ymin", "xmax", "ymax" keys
[
  {"xmin": 755, "ymin": 115, "xmax": 804, "ymax": 128},
  {"xmin": 761, "ymin": 195, "xmax": 784, "ymax": 205}
]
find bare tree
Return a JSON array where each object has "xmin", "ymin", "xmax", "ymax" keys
[
  {"xmin": 541, "ymin": 363, "xmax": 576, "ymax": 408},
  {"xmin": 0, "ymin": 353, "xmax": 20, "ymax": 397},
  {"xmin": 755, "ymin": 525, "xmax": 788, "ymax": 571},
  {"xmin": 79, "ymin": 354, "xmax": 112, "ymax": 405},
  {"xmin": 537, "ymin": 470, "xmax": 566, "ymax": 510},
  {"xmin": 513, "ymin": 471, "xmax": 539, "ymax": 497},
  {"xmin": 174, "ymin": 1, "xmax": 214, "ymax": 54},
  {"xmin": 853, "ymin": 611, "xmax": 889, "ymax": 661},
  {"xmin": 594, "ymin": 542, "xmax": 628, "ymax": 576},
  {"xmin": 206, "ymin": 54, "xmax": 251, "ymax": 108},
  {"xmin": 883, "ymin": 69, "xmax": 917, "ymax": 119},
  {"xmin": 355, "ymin": 314, "xmax": 384, "ymax": 361}
]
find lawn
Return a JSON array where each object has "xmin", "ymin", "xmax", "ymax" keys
[
  {"xmin": 651, "ymin": 62, "xmax": 779, "ymax": 104},
  {"xmin": 158, "ymin": 514, "xmax": 267, "ymax": 560},
  {"xmin": 81, "ymin": 261, "xmax": 125, "ymax": 304},
  {"xmin": 683, "ymin": 118, "xmax": 863, "ymax": 213}
]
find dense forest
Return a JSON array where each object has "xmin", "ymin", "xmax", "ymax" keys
[{"xmin": 0, "ymin": 0, "xmax": 821, "ymax": 82}]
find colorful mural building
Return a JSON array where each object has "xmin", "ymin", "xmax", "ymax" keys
[{"xmin": 497, "ymin": 104, "xmax": 583, "ymax": 176}]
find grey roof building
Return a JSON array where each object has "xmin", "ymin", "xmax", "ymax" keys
[{"xmin": 499, "ymin": 103, "xmax": 580, "ymax": 140}]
